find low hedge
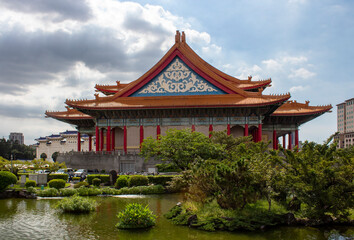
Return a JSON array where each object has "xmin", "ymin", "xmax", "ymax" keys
[
  {"xmin": 48, "ymin": 179, "xmax": 66, "ymax": 189},
  {"xmin": 25, "ymin": 180, "xmax": 36, "ymax": 188},
  {"xmin": 48, "ymin": 174, "xmax": 68, "ymax": 182},
  {"xmin": 86, "ymin": 174, "xmax": 110, "ymax": 185},
  {"xmin": 118, "ymin": 185, "xmax": 165, "ymax": 195},
  {"xmin": 37, "ymin": 188, "xmax": 59, "ymax": 197},
  {"xmin": 148, "ymin": 175, "xmax": 176, "ymax": 186},
  {"xmin": 128, "ymin": 175, "xmax": 148, "ymax": 187}
]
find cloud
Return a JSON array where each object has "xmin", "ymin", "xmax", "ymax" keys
[
  {"xmin": 0, "ymin": 0, "xmax": 92, "ymax": 22},
  {"xmin": 289, "ymin": 68, "xmax": 316, "ymax": 79},
  {"xmin": 289, "ymin": 85, "xmax": 309, "ymax": 92}
]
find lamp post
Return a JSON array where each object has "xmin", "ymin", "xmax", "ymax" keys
[{"xmin": 10, "ymin": 154, "xmax": 13, "ymax": 173}]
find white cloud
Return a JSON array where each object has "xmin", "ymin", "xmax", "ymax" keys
[
  {"xmin": 289, "ymin": 67, "xmax": 316, "ymax": 79},
  {"xmin": 289, "ymin": 85, "xmax": 309, "ymax": 92},
  {"xmin": 0, "ymin": 0, "xmax": 224, "ymax": 144}
]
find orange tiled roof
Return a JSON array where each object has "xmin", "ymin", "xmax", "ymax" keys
[
  {"xmin": 45, "ymin": 107, "xmax": 93, "ymax": 119},
  {"xmin": 95, "ymin": 81, "xmax": 128, "ymax": 95},
  {"xmin": 66, "ymin": 93, "xmax": 290, "ymax": 110},
  {"xmin": 272, "ymin": 100, "xmax": 332, "ymax": 116}
]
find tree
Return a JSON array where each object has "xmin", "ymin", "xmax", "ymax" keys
[
  {"xmin": 274, "ymin": 136, "xmax": 354, "ymax": 219},
  {"xmin": 52, "ymin": 152, "xmax": 59, "ymax": 162},
  {"xmin": 140, "ymin": 129, "xmax": 225, "ymax": 170}
]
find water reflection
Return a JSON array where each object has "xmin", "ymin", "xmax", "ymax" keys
[{"xmin": 0, "ymin": 195, "xmax": 352, "ymax": 240}]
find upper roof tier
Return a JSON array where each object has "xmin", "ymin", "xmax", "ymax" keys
[{"xmin": 66, "ymin": 31, "xmax": 289, "ymax": 110}]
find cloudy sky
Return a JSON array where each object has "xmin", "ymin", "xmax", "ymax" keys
[{"xmin": 0, "ymin": 0, "xmax": 353, "ymax": 144}]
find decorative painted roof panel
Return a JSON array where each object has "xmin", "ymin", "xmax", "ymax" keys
[{"xmin": 130, "ymin": 57, "xmax": 226, "ymax": 97}]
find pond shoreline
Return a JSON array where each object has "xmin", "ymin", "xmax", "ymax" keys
[{"xmin": 165, "ymin": 204, "xmax": 354, "ymax": 232}]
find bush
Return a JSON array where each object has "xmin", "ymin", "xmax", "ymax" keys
[
  {"xmin": 101, "ymin": 187, "xmax": 119, "ymax": 195},
  {"xmin": 25, "ymin": 180, "xmax": 36, "ymax": 188},
  {"xmin": 48, "ymin": 174, "xmax": 68, "ymax": 182},
  {"xmin": 115, "ymin": 175, "xmax": 129, "ymax": 189},
  {"xmin": 116, "ymin": 203, "xmax": 156, "ymax": 229},
  {"xmin": 37, "ymin": 188, "xmax": 59, "ymax": 197},
  {"xmin": 76, "ymin": 186, "xmax": 102, "ymax": 196},
  {"xmin": 92, "ymin": 178, "xmax": 101, "ymax": 187},
  {"xmin": 72, "ymin": 177, "xmax": 81, "ymax": 181},
  {"xmin": 57, "ymin": 195, "xmax": 97, "ymax": 213},
  {"xmin": 86, "ymin": 174, "xmax": 110, "ymax": 185},
  {"xmin": 74, "ymin": 181, "xmax": 89, "ymax": 188},
  {"xmin": 60, "ymin": 188, "xmax": 77, "ymax": 196},
  {"xmin": 118, "ymin": 185, "xmax": 165, "ymax": 195},
  {"xmin": 0, "ymin": 171, "xmax": 18, "ymax": 192},
  {"xmin": 48, "ymin": 179, "xmax": 66, "ymax": 190},
  {"xmin": 148, "ymin": 175, "xmax": 176, "ymax": 186},
  {"xmin": 128, "ymin": 175, "xmax": 148, "ymax": 187},
  {"xmin": 26, "ymin": 186, "xmax": 37, "ymax": 194}
]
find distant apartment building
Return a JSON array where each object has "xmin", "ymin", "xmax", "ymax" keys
[
  {"xmin": 35, "ymin": 130, "xmax": 95, "ymax": 161},
  {"xmin": 336, "ymin": 98, "xmax": 354, "ymax": 148},
  {"xmin": 9, "ymin": 132, "xmax": 24, "ymax": 145}
]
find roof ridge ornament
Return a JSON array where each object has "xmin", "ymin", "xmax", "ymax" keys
[{"xmin": 175, "ymin": 30, "xmax": 181, "ymax": 43}]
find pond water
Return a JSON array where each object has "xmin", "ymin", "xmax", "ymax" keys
[{"xmin": 0, "ymin": 194, "xmax": 352, "ymax": 240}]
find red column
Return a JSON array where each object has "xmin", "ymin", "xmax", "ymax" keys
[
  {"xmin": 106, "ymin": 126, "xmax": 111, "ymax": 151},
  {"xmin": 227, "ymin": 124, "xmax": 231, "ymax": 135},
  {"xmin": 258, "ymin": 124, "xmax": 262, "ymax": 142},
  {"xmin": 100, "ymin": 128, "xmax": 104, "ymax": 151},
  {"xmin": 88, "ymin": 135, "xmax": 92, "ymax": 152},
  {"xmin": 283, "ymin": 135, "xmax": 286, "ymax": 148},
  {"xmin": 111, "ymin": 128, "xmax": 115, "ymax": 151},
  {"xmin": 124, "ymin": 126, "xmax": 127, "ymax": 154},
  {"xmin": 95, "ymin": 126, "xmax": 99, "ymax": 152},
  {"xmin": 295, "ymin": 129, "xmax": 299, "ymax": 150},
  {"xmin": 140, "ymin": 125, "xmax": 144, "ymax": 147},
  {"xmin": 273, "ymin": 130, "xmax": 277, "ymax": 149},
  {"xmin": 191, "ymin": 125, "xmax": 195, "ymax": 132},
  {"xmin": 77, "ymin": 132, "xmax": 81, "ymax": 152},
  {"xmin": 244, "ymin": 124, "xmax": 249, "ymax": 136},
  {"xmin": 156, "ymin": 125, "xmax": 161, "ymax": 139},
  {"xmin": 288, "ymin": 132, "xmax": 292, "ymax": 150},
  {"xmin": 209, "ymin": 124, "xmax": 213, "ymax": 138}
]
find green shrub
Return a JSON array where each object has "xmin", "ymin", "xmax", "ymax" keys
[
  {"xmin": 0, "ymin": 171, "xmax": 18, "ymax": 192},
  {"xmin": 115, "ymin": 175, "xmax": 129, "ymax": 189},
  {"xmin": 101, "ymin": 187, "xmax": 119, "ymax": 195},
  {"xmin": 37, "ymin": 188, "xmax": 59, "ymax": 197},
  {"xmin": 25, "ymin": 180, "xmax": 36, "ymax": 188},
  {"xmin": 74, "ymin": 181, "xmax": 89, "ymax": 188},
  {"xmin": 92, "ymin": 178, "xmax": 101, "ymax": 187},
  {"xmin": 118, "ymin": 185, "xmax": 165, "ymax": 195},
  {"xmin": 72, "ymin": 177, "xmax": 81, "ymax": 181},
  {"xmin": 57, "ymin": 195, "xmax": 97, "ymax": 213},
  {"xmin": 76, "ymin": 186, "xmax": 102, "ymax": 196},
  {"xmin": 87, "ymin": 174, "xmax": 110, "ymax": 185},
  {"xmin": 48, "ymin": 179, "xmax": 66, "ymax": 190},
  {"xmin": 148, "ymin": 175, "xmax": 176, "ymax": 186},
  {"xmin": 48, "ymin": 174, "xmax": 68, "ymax": 182},
  {"xmin": 60, "ymin": 188, "xmax": 77, "ymax": 196},
  {"xmin": 116, "ymin": 203, "xmax": 156, "ymax": 229},
  {"xmin": 128, "ymin": 175, "xmax": 148, "ymax": 187},
  {"xmin": 26, "ymin": 186, "xmax": 37, "ymax": 194}
]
